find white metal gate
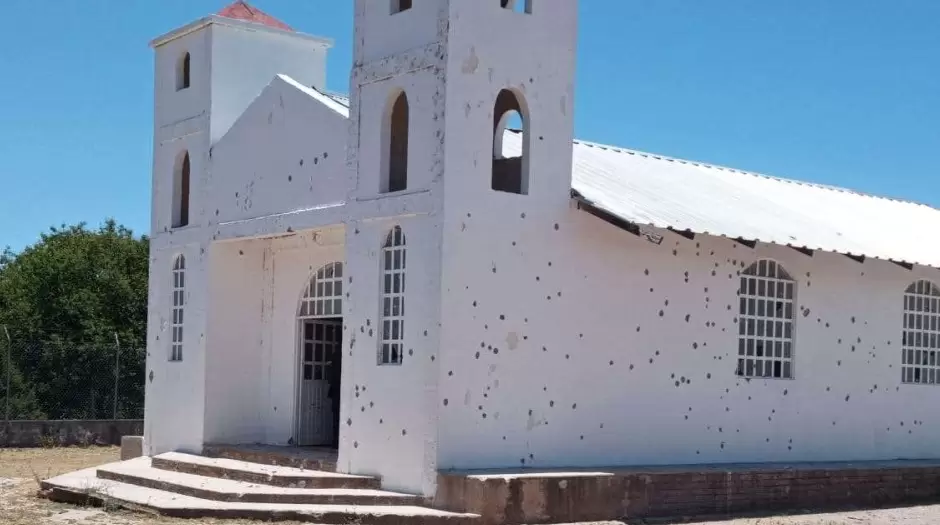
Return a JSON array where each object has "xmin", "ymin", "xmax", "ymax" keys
[{"xmin": 296, "ymin": 262, "xmax": 343, "ymax": 447}]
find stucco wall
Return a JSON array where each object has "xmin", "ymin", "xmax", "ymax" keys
[
  {"xmin": 437, "ymin": 206, "xmax": 940, "ymax": 470},
  {"xmin": 209, "ymin": 77, "xmax": 349, "ymax": 226}
]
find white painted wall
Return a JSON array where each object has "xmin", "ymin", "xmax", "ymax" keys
[
  {"xmin": 209, "ymin": 76, "xmax": 350, "ymax": 226},
  {"xmin": 437, "ymin": 208, "xmax": 940, "ymax": 470},
  {"xmin": 209, "ymin": 21, "xmax": 331, "ymax": 144}
]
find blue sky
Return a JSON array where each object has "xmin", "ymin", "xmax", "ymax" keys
[{"xmin": 0, "ymin": 1, "xmax": 937, "ymax": 251}]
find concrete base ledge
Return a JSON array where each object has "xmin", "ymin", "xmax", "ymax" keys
[
  {"xmin": 435, "ymin": 460, "xmax": 940, "ymax": 525},
  {"xmin": 0, "ymin": 420, "xmax": 143, "ymax": 447}
]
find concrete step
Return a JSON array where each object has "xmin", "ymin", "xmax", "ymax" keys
[
  {"xmin": 152, "ymin": 451, "xmax": 380, "ymax": 489},
  {"xmin": 204, "ymin": 444, "xmax": 336, "ymax": 472},
  {"xmin": 42, "ymin": 464, "xmax": 479, "ymax": 525},
  {"xmin": 99, "ymin": 457, "xmax": 419, "ymax": 506}
]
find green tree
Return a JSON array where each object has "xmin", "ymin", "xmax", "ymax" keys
[{"xmin": 0, "ymin": 219, "xmax": 149, "ymax": 419}]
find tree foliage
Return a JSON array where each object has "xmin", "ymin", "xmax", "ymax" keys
[{"xmin": 0, "ymin": 220, "xmax": 149, "ymax": 419}]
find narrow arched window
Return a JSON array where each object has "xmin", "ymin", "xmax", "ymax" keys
[
  {"xmin": 736, "ymin": 259, "xmax": 795, "ymax": 379},
  {"xmin": 172, "ymin": 151, "xmax": 191, "ymax": 228},
  {"xmin": 901, "ymin": 280, "xmax": 940, "ymax": 385},
  {"xmin": 177, "ymin": 52, "xmax": 191, "ymax": 91},
  {"xmin": 170, "ymin": 255, "xmax": 186, "ymax": 362},
  {"xmin": 379, "ymin": 226, "xmax": 406, "ymax": 365},
  {"xmin": 382, "ymin": 91, "xmax": 409, "ymax": 193},
  {"xmin": 492, "ymin": 89, "xmax": 529, "ymax": 195}
]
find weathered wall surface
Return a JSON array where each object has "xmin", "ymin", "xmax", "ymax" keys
[
  {"xmin": 437, "ymin": 205, "xmax": 940, "ymax": 470},
  {"xmin": 0, "ymin": 420, "xmax": 143, "ymax": 448},
  {"xmin": 209, "ymin": 77, "xmax": 349, "ymax": 226}
]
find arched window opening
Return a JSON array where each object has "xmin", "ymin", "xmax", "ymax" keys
[
  {"xmin": 492, "ymin": 89, "xmax": 529, "ymax": 195},
  {"xmin": 901, "ymin": 280, "xmax": 940, "ymax": 385},
  {"xmin": 172, "ymin": 152, "xmax": 191, "ymax": 228},
  {"xmin": 736, "ymin": 259, "xmax": 795, "ymax": 380},
  {"xmin": 391, "ymin": 0, "xmax": 412, "ymax": 14},
  {"xmin": 500, "ymin": 0, "xmax": 532, "ymax": 14},
  {"xmin": 298, "ymin": 262, "xmax": 344, "ymax": 319},
  {"xmin": 170, "ymin": 255, "xmax": 186, "ymax": 362},
  {"xmin": 379, "ymin": 226, "xmax": 406, "ymax": 365},
  {"xmin": 383, "ymin": 91, "xmax": 409, "ymax": 194},
  {"xmin": 177, "ymin": 52, "xmax": 191, "ymax": 91}
]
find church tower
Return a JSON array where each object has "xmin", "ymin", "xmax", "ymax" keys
[
  {"xmin": 342, "ymin": 0, "xmax": 578, "ymax": 497},
  {"xmin": 144, "ymin": 1, "xmax": 332, "ymax": 456}
]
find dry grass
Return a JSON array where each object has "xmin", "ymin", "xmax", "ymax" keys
[{"xmin": 1, "ymin": 447, "xmax": 939, "ymax": 524}]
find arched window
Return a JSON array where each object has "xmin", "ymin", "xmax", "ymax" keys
[
  {"xmin": 172, "ymin": 151, "xmax": 191, "ymax": 228},
  {"xmin": 901, "ymin": 280, "xmax": 940, "ymax": 384},
  {"xmin": 492, "ymin": 89, "xmax": 529, "ymax": 195},
  {"xmin": 382, "ymin": 91, "xmax": 409, "ymax": 194},
  {"xmin": 736, "ymin": 259, "xmax": 795, "ymax": 379},
  {"xmin": 298, "ymin": 262, "xmax": 344, "ymax": 319},
  {"xmin": 500, "ymin": 0, "xmax": 532, "ymax": 14},
  {"xmin": 170, "ymin": 255, "xmax": 186, "ymax": 362},
  {"xmin": 379, "ymin": 226, "xmax": 406, "ymax": 365},
  {"xmin": 177, "ymin": 52, "xmax": 191, "ymax": 91}
]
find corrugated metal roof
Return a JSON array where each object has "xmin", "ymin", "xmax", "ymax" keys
[
  {"xmin": 564, "ymin": 137, "xmax": 940, "ymax": 270},
  {"xmin": 303, "ymin": 85, "xmax": 940, "ymax": 269}
]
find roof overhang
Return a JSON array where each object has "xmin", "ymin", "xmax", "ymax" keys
[{"xmin": 150, "ymin": 15, "xmax": 334, "ymax": 49}]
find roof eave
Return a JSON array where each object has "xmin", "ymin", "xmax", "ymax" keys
[{"xmin": 150, "ymin": 15, "xmax": 334, "ymax": 49}]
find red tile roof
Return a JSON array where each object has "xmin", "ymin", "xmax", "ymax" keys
[{"xmin": 217, "ymin": 1, "xmax": 293, "ymax": 32}]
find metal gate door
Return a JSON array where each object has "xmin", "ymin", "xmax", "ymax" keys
[{"xmin": 297, "ymin": 319, "xmax": 341, "ymax": 446}]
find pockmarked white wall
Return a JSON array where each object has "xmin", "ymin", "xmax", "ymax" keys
[
  {"xmin": 144, "ymin": 241, "xmax": 208, "ymax": 456},
  {"xmin": 437, "ymin": 206, "xmax": 940, "ymax": 470},
  {"xmin": 338, "ymin": 215, "xmax": 444, "ymax": 497},
  {"xmin": 209, "ymin": 76, "xmax": 349, "ymax": 226}
]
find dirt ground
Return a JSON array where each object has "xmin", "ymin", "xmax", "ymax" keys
[{"xmin": 2, "ymin": 447, "xmax": 940, "ymax": 525}]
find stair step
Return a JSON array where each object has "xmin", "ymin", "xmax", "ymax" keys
[
  {"xmin": 99, "ymin": 458, "xmax": 419, "ymax": 506},
  {"xmin": 203, "ymin": 444, "xmax": 336, "ymax": 472},
  {"xmin": 152, "ymin": 452, "xmax": 379, "ymax": 489},
  {"xmin": 42, "ymin": 465, "xmax": 479, "ymax": 525}
]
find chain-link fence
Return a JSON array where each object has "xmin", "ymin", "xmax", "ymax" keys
[{"xmin": 0, "ymin": 331, "xmax": 145, "ymax": 422}]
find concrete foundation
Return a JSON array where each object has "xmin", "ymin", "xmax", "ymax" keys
[{"xmin": 435, "ymin": 460, "xmax": 940, "ymax": 524}]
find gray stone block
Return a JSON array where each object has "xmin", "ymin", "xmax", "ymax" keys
[{"xmin": 121, "ymin": 435, "xmax": 144, "ymax": 461}]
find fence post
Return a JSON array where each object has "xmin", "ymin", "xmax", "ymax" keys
[
  {"xmin": 3, "ymin": 326, "xmax": 11, "ymax": 424},
  {"xmin": 113, "ymin": 332, "xmax": 120, "ymax": 420}
]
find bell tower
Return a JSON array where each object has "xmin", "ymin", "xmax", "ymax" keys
[{"xmin": 343, "ymin": 0, "xmax": 578, "ymax": 497}]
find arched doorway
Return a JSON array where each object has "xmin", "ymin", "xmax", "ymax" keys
[{"xmin": 296, "ymin": 262, "xmax": 343, "ymax": 447}]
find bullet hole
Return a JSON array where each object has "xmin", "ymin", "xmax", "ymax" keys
[
  {"xmin": 655, "ymin": 350, "xmax": 660, "ymax": 356},
  {"xmin": 609, "ymin": 360, "xmax": 614, "ymax": 366},
  {"xmin": 580, "ymin": 435, "xmax": 584, "ymax": 440},
  {"xmin": 512, "ymin": 241, "xmax": 516, "ymax": 246},
  {"xmin": 473, "ymin": 301, "xmax": 477, "ymax": 307},
  {"xmin": 692, "ymin": 342, "xmax": 699, "ymax": 349},
  {"xmin": 346, "ymin": 418, "xmax": 352, "ymax": 426},
  {"xmin": 706, "ymin": 373, "xmax": 712, "ymax": 379},
  {"xmin": 492, "ymin": 266, "xmax": 497, "ymax": 274},
  {"xmin": 802, "ymin": 308, "xmax": 811, "ymax": 318},
  {"xmin": 520, "ymin": 213, "xmax": 526, "ymax": 219},
  {"xmin": 825, "ymin": 322, "xmax": 830, "ymax": 328},
  {"xmin": 475, "ymin": 352, "xmax": 480, "ymax": 359},
  {"xmin": 685, "ymin": 314, "xmax": 691, "ymax": 322},
  {"xmin": 572, "ymin": 403, "xmax": 577, "ymax": 410},
  {"xmin": 650, "ymin": 358, "xmax": 654, "ymax": 364},
  {"xmin": 542, "ymin": 346, "xmax": 547, "ymax": 352},
  {"xmin": 629, "ymin": 364, "xmax": 635, "ymax": 370},
  {"xmin": 402, "ymin": 429, "xmax": 407, "ymax": 436},
  {"xmin": 851, "ymin": 316, "xmax": 856, "ymax": 324},
  {"xmin": 636, "ymin": 326, "xmax": 641, "ymax": 332},
  {"xmin": 548, "ymin": 262, "xmax": 553, "ymax": 267},
  {"xmin": 837, "ymin": 360, "xmax": 841, "ymax": 366},
  {"xmin": 536, "ymin": 276, "xmax": 541, "ymax": 281},
  {"xmin": 675, "ymin": 381, "xmax": 680, "ymax": 387},
  {"xmin": 650, "ymin": 288, "xmax": 654, "ymax": 293},
  {"xmin": 424, "ymin": 330, "xmax": 429, "ymax": 336},
  {"xmin": 499, "ymin": 314, "xmax": 505, "ymax": 320},
  {"xmin": 671, "ymin": 373, "xmax": 675, "ymax": 379},
  {"xmin": 659, "ymin": 310, "xmax": 664, "ymax": 317},
  {"xmin": 644, "ymin": 269, "xmax": 650, "ymax": 276},
  {"xmin": 409, "ymin": 349, "xmax": 414, "ymax": 356},
  {"xmin": 720, "ymin": 443, "xmax": 725, "ymax": 449},
  {"xmin": 826, "ymin": 387, "xmax": 830, "ymax": 392},
  {"xmin": 600, "ymin": 423, "xmax": 604, "ymax": 429},
  {"xmin": 549, "ymin": 400, "xmax": 555, "ymax": 407},
  {"xmin": 288, "ymin": 175, "xmax": 293, "ymax": 182},
  {"xmin": 673, "ymin": 250, "xmax": 678, "ymax": 256},
  {"xmin": 554, "ymin": 223, "xmax": 560, "ymax": 231},
  {"xmin": 783, "ymin": 389, "xmax": 788, "ymax": 396},
  {"xmin": 845, "ymin": 395, "xmax": 850, "ymax": 402},
  {"xmin": 685, "ymin": 415, "xmax": 689, "ymax": 420}
]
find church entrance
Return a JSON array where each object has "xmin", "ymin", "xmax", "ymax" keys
[{"xmin": 295, "ymin": 262, "xmax": 344, "ymax": 447}]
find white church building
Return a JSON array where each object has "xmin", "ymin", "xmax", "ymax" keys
[{"xmin": 145, "ymin": 0, "xmax": 940, "ymax": 500}]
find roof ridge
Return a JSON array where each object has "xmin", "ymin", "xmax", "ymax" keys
[{"xmin": 572, "ymin": 138, "xmax": 937, "ymax": 211}]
